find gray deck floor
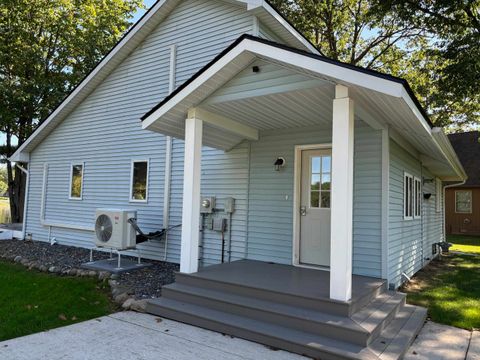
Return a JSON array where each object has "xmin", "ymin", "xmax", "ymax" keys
[{"xmin": 193, "ymin": 260, "xmax": 385, "ymax": 302}]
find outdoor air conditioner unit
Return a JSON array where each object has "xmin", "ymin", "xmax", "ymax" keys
[{"xmin": 94, "ymin": 209, "xmax": 137, "ymax": 250}]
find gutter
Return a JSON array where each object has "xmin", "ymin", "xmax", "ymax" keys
[{"xmin": 431, "ymin": 128, "xmax": 467, "ymax": 181}]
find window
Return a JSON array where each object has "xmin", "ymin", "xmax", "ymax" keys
[
  {"xmin": 436, "ymin": 178, "xmax": 442, "ymax": 213},
  {"xmin": 414, "ymin": 177, "xmax": 422, "ymax": 219},
  {"xmin": 404, "ymin": 172, "xmax": 413, "ymax": 219},
  {"xmin": 455, "ymin": 190, "xmax": 472, "ymax": 214},
  {"xmin": 69, "ymin": 163, "xmax": 84, "ymax": 200},
  {"xmin": 310, "ymin": 155, "xmax": 331, "ymax": 208},
  {"xmin": 130, "ymin": 160, "xmax": 149, "ymax": 202}
]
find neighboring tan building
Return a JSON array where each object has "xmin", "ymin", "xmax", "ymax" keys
[{"xmin": 446, "ymin": 131, "xmax": 480, "ymax": 235}]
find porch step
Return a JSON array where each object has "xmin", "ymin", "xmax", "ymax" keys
[
  {"xmin": 147, "ymin": 297, "xmax": 378, "ymax": 360},
  {"xmin": 163, "ymin": 282, "xmax": 369, "ymax": 345},
  {"xmin": 146, "ymin": 297, "xmax": 427, "ymax": 360},
  {"xmin": 175, "ymin": 271, "xmax": 385, "ymax": 317}
]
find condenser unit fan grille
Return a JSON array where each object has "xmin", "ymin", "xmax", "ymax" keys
[{"xmin": 95, "ymin": 214, "xmax": 113, "ymax": 243}]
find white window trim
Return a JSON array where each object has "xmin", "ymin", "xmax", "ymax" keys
[
  {"xmin": 404, "ymin": 172, "xmax": 413, "ymax": 220},
  {"xmin": 130, "ymin": 159, "xmax": 150, "ymax": 203},
  {"xmin": 414, "ymin": 177, "xmax": 422, "ymax": 219},
  {"xmin": 69, "ymin": 162, "xmax": 84, "ymax": 200},
  {"xmin": 455, "ymin": 190, "xmax": 472, "ymax": 214}
]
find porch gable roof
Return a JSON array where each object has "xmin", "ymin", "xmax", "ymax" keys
[{"xmin": 141, "ymin": 35, "xmax": 466, "ymax": 181}]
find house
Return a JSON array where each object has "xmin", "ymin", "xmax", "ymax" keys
[
  {"xmin": 11, "ymin": 0, "xmax": 466, "ymax": 358},
  {"xmin": 445, "ymin": 131, "xmax": 480, "ymax": 235}
]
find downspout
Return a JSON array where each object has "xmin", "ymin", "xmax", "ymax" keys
[
  {"xmin": 442, "ymin": 180, "xmax": 467, "ymax": 242},
  {"xmin": 16, "ymin": 162, "xmax": 29, "ymax": 240},
  {"xmin": 162, "ymin": 44, "xmax": 177, "ymax": 261}
]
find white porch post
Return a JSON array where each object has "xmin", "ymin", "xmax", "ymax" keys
[
  {"xmin": 330, "ymin": 84, "xmax": 354, "ymax": 302},
  {"xmin": 180, "ymin": 116, "xmax": 203, "ymax": 273}
]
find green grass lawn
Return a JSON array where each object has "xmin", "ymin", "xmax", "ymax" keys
[
  {"xmin": 448, "ymin": 234, "xmax": 480, "ymax": 254},
  {"xmin": 402, "ymin": 254, "xmax": 480, "ymax": 330},
  {"xmin": 0, "ymin": 260, "xmax": 117, "ymax": 341}
]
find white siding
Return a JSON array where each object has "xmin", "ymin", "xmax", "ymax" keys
[{"xmin": 25, "ymin": 0, "xmax": 255, "ymax": 261}]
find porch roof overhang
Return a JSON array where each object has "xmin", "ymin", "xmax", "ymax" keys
[{"xmin": 142, "ymin": 35, "xmax": 466, "ymax": 182}]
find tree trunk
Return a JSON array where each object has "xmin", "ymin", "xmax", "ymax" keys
[{"xmin": 5, "ymin": 132, "xmax": 26, "ymax": 224}]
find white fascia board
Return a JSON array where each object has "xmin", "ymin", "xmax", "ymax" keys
[
  {"xmin": 259, "ymin": 2, "xmax": 319, "ymax": 55},
  {"xmin": 431, "ymin": 127, "xmax": 467, "ymax": 180},
  {"xmin": 10, "ymin": 0, "xmax": 174, "ymax": 161}
]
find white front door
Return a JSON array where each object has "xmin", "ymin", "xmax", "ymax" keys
[{"xmin": 299, "ymin": 148, "xmax": 332, "ymax": 267}]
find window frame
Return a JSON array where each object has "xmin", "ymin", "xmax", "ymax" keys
[
  {"xmin": 129, "ymin": 159, "xmax": 150, "ymax": 203},
  {"xmin": 404, "ymin": 172, "xmax": 414, "ymax": 220},
  {"xmin": 455, "ymin": 190, "xmax": 472, "ymax": 214},
  {"xmin": 69, "ymin": 162, "xmax": 84, "ymax": 200},
  {"xmin": 413, "ymin": 177, "xmax": 422, "ymax": 219}
]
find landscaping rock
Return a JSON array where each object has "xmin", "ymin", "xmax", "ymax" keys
[
  {"xmin": 114, "ymin": 293, "xmax": 131, "ymax": 304},
  {"xmin": 130, "ymin": 299, "xmax": 148, "ymax": 313},
  {"xmin": 98, "ymin": 271, "xmax": 110, "ymax": 281},
  {"xmin": 68, "ymin": 269, "xmax": 78, "ymax": 276},
  {"xmin": 122, "ymin": 298, "xmax": 135, "ymax": 310},
  {"xmin": 48, "ymin": 266, "xmax": 59, "ymax": 273},
  {"xmin": 88, "ymin": 271, "xmax": 97, "ymax": 277},
  {"xmin": 0, "ymin": 239, "xmax": 178, "ymax": 299}
]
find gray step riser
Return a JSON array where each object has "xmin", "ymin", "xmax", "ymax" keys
[
  {"xmin": 350, "ymin": 283, "xmax": 388, "ymax": 316},
  {"xmin": 147, "ymin": 303, "xmax": 366, "ymax": 360},
  {"xmin": 367, "ymin": 297, "xmax": 406, "ymax": 346},
  {"xmin": 162, "ymin": 286, "xmax": 370, "ymax": 346},
  {"xmin": 175, "ymin": 273, "xmax": 350, "ymax": 316}
]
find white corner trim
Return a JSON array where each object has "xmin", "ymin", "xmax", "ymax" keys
[
  {"xmin": 129, "ymin": 159, "xmax": 150, "ymax": 203},
  {"xmin": 381, "ymin": 127, "xmax": 389, "ymax": 280}
]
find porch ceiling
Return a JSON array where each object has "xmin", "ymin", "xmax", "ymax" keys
[{"xmin": 142, "ymin": 36, "xmax": 465, "ymax": 180}]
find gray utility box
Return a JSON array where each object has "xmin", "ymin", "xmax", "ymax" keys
[{"xmin": 200, "ymin": 196, "xmax": 216, "ymax": 213}]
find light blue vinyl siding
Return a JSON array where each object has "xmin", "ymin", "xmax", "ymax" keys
[
  {"xmin": 387, "ymin": 140, "xmax": 443, "ymax": 288},
  {"xmin": 246, "ymin": 122, "xmax": 383, "ymax": 277},
  {"xmin": 25, "ymin": 0, "xmax": 256, "ymax": 261}
]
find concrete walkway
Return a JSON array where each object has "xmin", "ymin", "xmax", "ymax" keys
[{"xmin": 0, "ymin": 312, "xmax": 478, "ymax": 360}]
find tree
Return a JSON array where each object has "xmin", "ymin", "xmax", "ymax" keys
[
  {"xmin": 269, "ymin": 0, "xmax": 424, "ymax": 68},
  {"xmin": 269, "ymin": 0, "xmax": 479, "ymax": 129},
  {"xmin": 376, "ymin": 0, "xmax": 480, "ymax": 129},
  {"xmin": 0, "ymin": 0, "xmax": 143, "ymax": 222}
]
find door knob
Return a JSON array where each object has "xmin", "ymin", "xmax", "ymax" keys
[{"xmin": 300, "ymin": 206, "xmax": 307, "ymax": 216}]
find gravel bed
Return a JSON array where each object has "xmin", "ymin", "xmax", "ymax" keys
[{"xmin": 0, "ymin": 239, "xmax": 178, "ymax": 299}]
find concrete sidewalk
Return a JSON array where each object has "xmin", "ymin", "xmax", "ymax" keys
[
  {"xmin": 0, "ymin": 311, "xmax": 478, "ymax": 360},
  {"xmin": 0, "ymin": 311, "xmax": 306, "ymax": 360}
]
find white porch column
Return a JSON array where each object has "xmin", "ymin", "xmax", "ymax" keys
[
  {"xmin": 330, "ymin": 84, "xmax": 354, "ymax": 302},
  {"xmin": 180, "ymin": 116, "xmax": 203, "ymax": 273}
]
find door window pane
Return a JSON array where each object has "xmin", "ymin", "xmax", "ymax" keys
[{"xmin": 310, "ymin": 155, "xmax": 331, "ymax": 209}]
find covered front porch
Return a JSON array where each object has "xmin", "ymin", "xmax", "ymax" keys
[{"xmin": 140, "ymin": 35, "xmax": 434, "ymax": 359}]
